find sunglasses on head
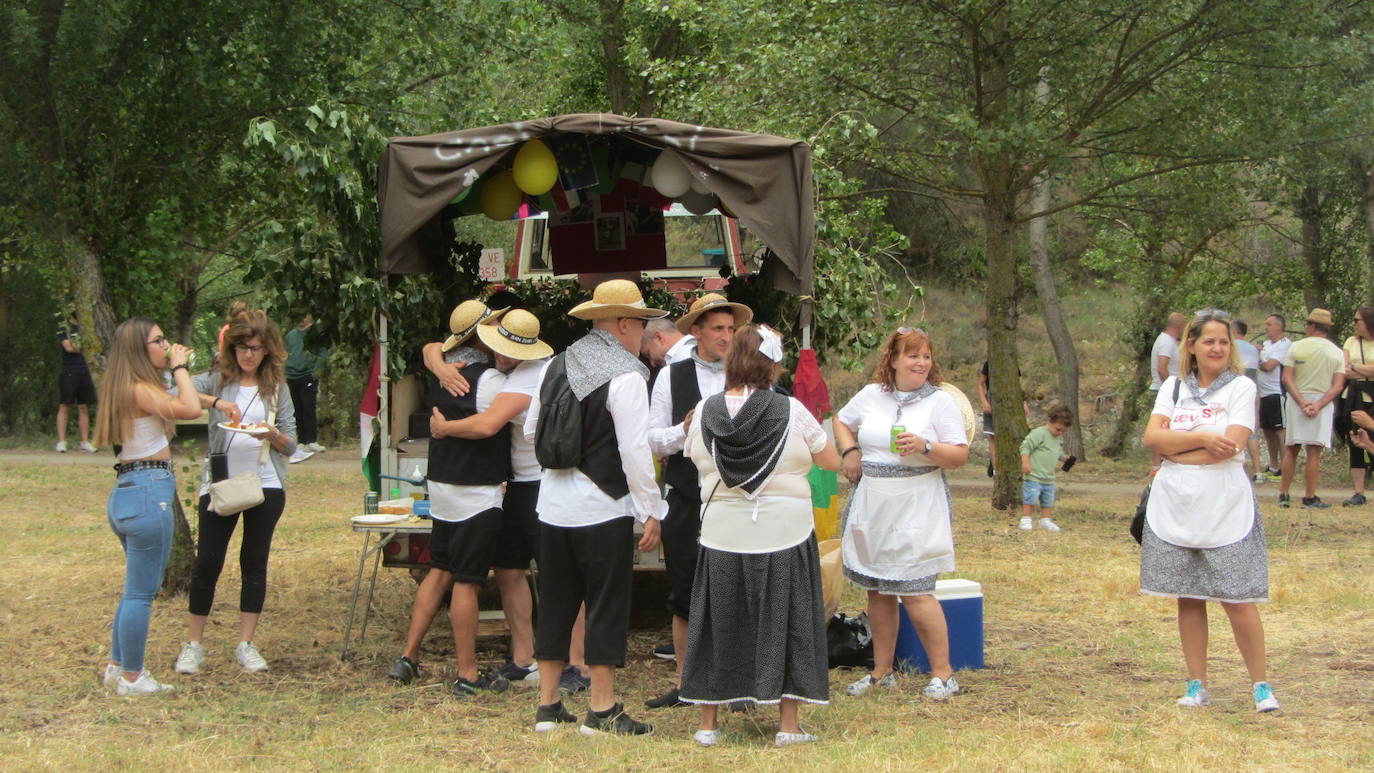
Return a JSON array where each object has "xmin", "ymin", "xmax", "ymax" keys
[
  {"xmin": 1193, "ymin": 308, "xmax": 1231, "ymax": 321},
  {"xmin": 896, "ymin": 326, "xmax": 927, "ymax": 336}
]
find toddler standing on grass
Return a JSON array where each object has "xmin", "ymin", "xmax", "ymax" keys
[{"xmin": 1019, "ymin": 404, "xmax": 1075, "ymax": 532}]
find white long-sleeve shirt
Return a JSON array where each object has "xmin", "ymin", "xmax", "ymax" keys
[
  {"xmin": 524, "ymin": 364, "xmax": 667, "ymax": 527},
  {"xmin": 648, "ymin": 357, "xmax": 726, "ymax": 458}
]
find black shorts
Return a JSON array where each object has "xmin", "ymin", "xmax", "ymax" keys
[
  {"xmin": 428, "ymin": 508, "xmax": 503, "ymax": 585},
  {"xmin": 534, "ymin": 518, "xmax": 634, "ymax": 667},
  {"xmin": 492, "ymin": 481, "xmax": 540, "ymax": 570},
  {"xmin": 59, "ymin": 371, "xmax": 97, "ymax": 405},
  {"xmin": 981, "ymin": 412, "xmax": 995, "ymax": 436},
  {"xmin": 662, "ymin": 487, "xmax": 703, "ymax": 619},
  {"xmin": 1259, "ymin": 394, "xmax": 1284, "ymax": 430}
]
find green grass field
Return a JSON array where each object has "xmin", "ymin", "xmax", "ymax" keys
[{"xmin": 2, "ymin": 449, "xmax": 1371, "ymax": 771}]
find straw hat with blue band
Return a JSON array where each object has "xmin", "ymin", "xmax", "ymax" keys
[
  {"xmin": 477, "ymin": 308, "xmax": 553, "ymax": 360},
  {"xmin": 441, "ymin": 300, "xmax": 506, "ymax": 352},
  {"xmin": 567, "ymin": 279, "xmax": 669, "ymax": 321},
  {"xmin": 676, "ymin": 292, "xmax": 753, "ymax": 334}
]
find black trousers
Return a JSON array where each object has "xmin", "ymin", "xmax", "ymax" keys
[
  {"xmin": 287, "ymin": 376, "xmax": 318, "ymax": 445},
  {"xmin": 662, "ymin": 488, "xmax": 702, "ymax": 619},
  {"xmin": 189, "ymin": 489, "xmax": 286, "ymax": 616},
  {"xmin": 533, "ymin": 518, "xmax": 633, "ymax": 667}
]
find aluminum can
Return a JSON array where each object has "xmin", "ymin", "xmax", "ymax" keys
[
  {"xmin": 890, "ymin": 424, "xmax": 905, "ymax": 454},
  {"xmin": 364, "ymin": 491, "xmax": 379, "ymax": 514}
]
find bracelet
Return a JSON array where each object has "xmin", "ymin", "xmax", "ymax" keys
[
  {"xmin": 841, "ymin": 446, "xmax": 861, "ymax": 458},
  {"xmin": 170, "ymin": 364, "xmax": 188, "ymax": 374},
  {"xmin": 211, "ymin": 397, "xmax": 220, "ymax": 412}
]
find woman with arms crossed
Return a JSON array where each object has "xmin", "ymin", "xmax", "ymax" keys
[
  {"xmin": 1142, "ymin": 310, "xmax": 1279, "ymax": 712},
  {"xmin": 833, "ymin": 327, "xmax": 969, "ymax": 700},
  {"xmin": 95, "ymin": 318, "xmax": 231, "ymax": 695}
]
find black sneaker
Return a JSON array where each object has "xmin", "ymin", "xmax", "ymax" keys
[
  {"xmin": 1278, "ymin": 493, "xmax": 1291, "ymax": 508},
  {"xmin": 559, "ymin": 665, "xmax": 591, "ymax": 694},
  {"xmin": 1342, "ymin": 493, "xmax": 1367, "ymax": 507},
  {"xmin": 534, "ymin": 700, "xmax": 578, "ymax": 732},
  {"xmin": 652, "ymin": 643, "xmax": 676, "ymax": 661},
  {"xmin": 1301, "ymin": 496, "xmax": 1331, "ymax": 509},
  {"xmin": 579, "ymin": 702, "xmax": 654, "ymax": 736},
  {"xmin": 644, "ymin": 687, "xmax": 686, "ymax": 709},
  {"xmin": 451, "ymin": 671, "xmax": 510, "ymax": 698},
  {"xmin": 986, "ymin": 462, "xmax": 994, "ymax": 478},
  {"xmin": 728, "ymin": 700, "xmax": 754, "ymax": 713},
  {"xmin": 387, "ymin": 656, "xmax": 418, "ymax": 685},
  {"xmin": 497, "ymin": 659, "xmax": 540, "ymax": 686}
]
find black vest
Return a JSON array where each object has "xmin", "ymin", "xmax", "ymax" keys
[
  {"xmin": 426, "ymin": 363, "xmax": 511, "ymax": 486},
  {"xmin": 576, "ymin": 380, "xmax": 630, "ymax": 500},
  {"xmin": 663, "ymin": 358, "xmax": 703, "ymax": 498}
]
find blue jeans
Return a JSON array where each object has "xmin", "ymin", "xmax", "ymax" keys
[
  {"xmin": 1022, "ymin": 479, "xmax": 1056, "ymax": 509},
  {"xmin": 107, "ymin": 467, "xmax": 175, "ymax": 673}
]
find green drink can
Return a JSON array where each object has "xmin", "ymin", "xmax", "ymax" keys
[{"xmin": 890, "ymin": 424, "xmax": 905, "ymax": 454}]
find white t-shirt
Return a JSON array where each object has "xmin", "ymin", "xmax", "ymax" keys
[
  {"xmin": 501, "ymin": 358, "xmax": 546, "ymax": 482},
  {"xmin": 199, "ymin": 385, "xmax": 280, "ymax": 495},
  {"xmin": 1257, "ymin": 337, "xmax": 1291, "ymax": 397},
  {"xmin": 687, "ymin": 393, "xmax": 827, "ymax": 553},
  {"xmin": 1235, "ymin": 339, "xmax": 1260, "ymax": 372},
  {"xmin": 1149, "ymin": 332, "xmax": 1179, "ymax": 390},
  {"xmin": 429, "ymin": 369, "xmax": 506, "ymax": 523},
  {"xmin": 836, "ymin": 384, "xmax": 969, "ymax": 465},
  {"xmin": 1147, "ymin": 375, "xmax": 1256, "ymax": 548}
]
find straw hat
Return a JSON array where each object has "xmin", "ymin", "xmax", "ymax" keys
[
  {"xmin": 477, "ymin": 308, "xmax": 553, "ymax": 360},
  {"xmin": 1306, "ymin": 308, "xmax": 1334, "ymax": 326},
  {"xmin": 567, "ymin": 279, "xmax": 668, "ymax": 321},
  {"xmin": 442, "ymin": 300, "xmax": 502, "ymax": 352},
  {"xmin": 939, "ymin": 382, "xmax": 978, "ymax": 442},
  {"xmin": 675, "ymin": 293, "xmax": 753, "ymax": 334}
]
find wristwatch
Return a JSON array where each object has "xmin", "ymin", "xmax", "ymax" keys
[{"xmin": 922, "ymin": 438, "xmax": 933, "ymax": 454}]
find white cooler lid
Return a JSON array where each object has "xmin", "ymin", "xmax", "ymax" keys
[{"xmin": 933, "ymin": 578, "xmax": 982, "ymax": 600}]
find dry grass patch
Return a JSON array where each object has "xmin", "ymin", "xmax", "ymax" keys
[{"xmin": 1, "ymin": 451, "xmax": 1372, "ymax": 771}]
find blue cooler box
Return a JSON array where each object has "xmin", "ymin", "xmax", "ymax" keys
[{"xmin": 894, "ymin": 579, "xmax": 984, "ymax": 673}]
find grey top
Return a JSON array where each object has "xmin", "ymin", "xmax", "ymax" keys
[{"xmin": 188, "ymin": 370, "xmax": 299, "ymax": 486}]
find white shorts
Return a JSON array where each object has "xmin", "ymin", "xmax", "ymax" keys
[{"xmin": 1283, "ymin": 393, "xmax": 1333, "ymax": 448}]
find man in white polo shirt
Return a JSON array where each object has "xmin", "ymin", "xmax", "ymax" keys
[{"xmin": 1256, "ymin": 314, "xmax": 1292, "ymax": 480}]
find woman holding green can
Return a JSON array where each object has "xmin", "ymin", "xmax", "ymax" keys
[{"xmin": 833, "ymin": 327, "xmax": 969, "ymax": 700}]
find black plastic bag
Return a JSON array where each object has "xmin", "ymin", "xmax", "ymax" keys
[{"xmin": 826, "ymin": 612, "xmax": 874, "ymax": 669}]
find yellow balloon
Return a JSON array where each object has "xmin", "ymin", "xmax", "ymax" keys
[
  {"xmin": 481, "ymin": 170, "xmax": 522, "ymax": 220},
  {"xmin": 513, "ymin": 139, "xmax": 559, "ymax": 195}
]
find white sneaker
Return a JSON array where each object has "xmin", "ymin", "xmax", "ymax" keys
[
  {"xmin": 922, "ymin": 675, "xmax": 960, "ymax": 700},
  {"xmin": 1177, "ymin": 679, "xmax": 1211, "ymax": 707},
  {"xmin": 55, "ymin": 441, "xmax": 66, "ymax": 453},
  {"xmin": 79, "ymin": 441, "xmax": 97, "ymax": 453},
  {"xmin": 845, "ymin": 672, "xmax": 896, "ymax": 696},
  {"xmin": 305, "ymin": 442, "xmax": 326, "ymax": 453},
  {"xmin": 1038, "ymin": 518, "xmax": 1061, "ymax": 532},
  {"xmin": 235, "ymin": 641, "xmax": 269, "ymax": 672},
  {"xmin": 1254, "ymin": 682, "xmax": 1280, "ymax": 713},
  {"xmin": 175, "ymin": 641, "xmax": 206, "ymax": 674},
  {"xmin": 693, "ymin": 729, "xmax": 721, "ymax": 747},
  {"xmin": 775, "ymin": 730, "xmax": 818, "ymax": 746},
  {"xmin": 103, "ymin": 663, "xmax": 121, "ymax": 686},
  {"xmin": 287, "ymin": 448, "xmax": 314, "ymax": 464},
  {"xmin": 1018, "ymin": 516, "xmax": 1033, "ymax": 531},
  {"xmin": 116, "ymin": 670, "xmax": 174, "ymax": 696}
]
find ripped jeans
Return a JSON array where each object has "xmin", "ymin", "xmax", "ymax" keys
[{"xmin": 107, "ymin": 467, "xmax": 175, "ymax": 673}]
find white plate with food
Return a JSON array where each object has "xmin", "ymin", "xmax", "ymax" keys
[
  {"xmin": 350, "ymin": 514, "xmax": 410, "ymax": 525},
  {"xmin": 217, "ymin": 422, "xmax": 271, "ymax": 436}
]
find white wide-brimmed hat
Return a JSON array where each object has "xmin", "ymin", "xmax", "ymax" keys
[
  {"xmin": 477, "ymin": 308, "xmax": 553, "ymax": 360},
  {"xmin": 567, "ymin": 279, "xmax": 668, "ymax": 321},
  {"xmin": 442, "ymin": 300, "xmax": 503, "ymax": 352},
  {"xmin": 676, "ymin": 292, "xmax": 753, "ymax": 334}
]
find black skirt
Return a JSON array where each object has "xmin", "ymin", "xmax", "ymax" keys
[{"xmin": 679, "ymin": 537, "xmax": 830, "ymax": 706}]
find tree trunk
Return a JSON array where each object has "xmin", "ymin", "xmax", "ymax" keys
[
  {"xmin": 162, "ymin": 487, "xmax": 195, "ymax": 596},
  {"xmin": 70, "ymin": 239, "xmax": 118, "ymax": 367},
  {"xmin": 600, "ymin": 0, "xmax": 628, "ymax": 114},
  {"xmin": 1298, "ymin": 184, "xmax": 1327, "ymax": 310},
  {"xmin": 1099, "ymin": 305, "xmax": 1162, "ymax": 458},
  {"xmin": 174, "ymin": 273, "xmax": 200, "ymax": 347},
  {"xmin": 1352, "ymin": 156, "xmax": 1374, "ymax": 304},
  {"xmin": 1026, "ymin": 173, "xmax": 1085, "ymax": 460}
]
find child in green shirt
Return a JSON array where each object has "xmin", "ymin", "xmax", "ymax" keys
[{"xmin": 1019, "ymin": 405, "xmax": 1075, "ymax": 532}]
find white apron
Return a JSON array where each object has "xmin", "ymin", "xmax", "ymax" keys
[
  {"xmin": 1146, "ymin": 460, "xmax": 1254, "ymax": 549},
  {"xmin": 842, "ymin": 471, "xmax": 955, "ymax": 580}
]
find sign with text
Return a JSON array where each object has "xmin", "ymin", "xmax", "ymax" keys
[{"xmin": 479, "ymin": 248, "xmax": 505, "ymax": 282}]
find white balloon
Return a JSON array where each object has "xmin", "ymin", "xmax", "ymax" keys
[
  {"xmin": 689, "ymin": 174, "xmax": 710, "ymax": 194},
  {"xmin": 651, "ymin": 151, "xmax": 691, "ymax": 198},
  {"xmin": 679, "ymin": 190, "xmax": 716, "ymax": 215}
]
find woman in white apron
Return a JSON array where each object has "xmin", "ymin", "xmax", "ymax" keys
[
  {"xmin": 1142, "ymin": 310, "xmax": 1279, "ymax": 713},
  {"xmin": 833, "ymin": 327, "xmax": 968, "ymax": 700}
]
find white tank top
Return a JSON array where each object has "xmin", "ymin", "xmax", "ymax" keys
[{"xmin": 121, "ymin": 415, "xmax": 169, "ymax": 460}]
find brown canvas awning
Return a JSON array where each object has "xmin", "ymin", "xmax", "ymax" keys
[{"xmin": 377, "ymin": 113, "xmax": 814, "ymax": 295}]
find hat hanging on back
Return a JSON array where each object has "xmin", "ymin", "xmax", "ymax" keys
[
  {"xmin": 1306, "ymin": 308, "xmax": 1334, "ymax": 326},
  {"xmin": 676, "ymin": 293, "xmax": 753, "ymax": 334},
  {"xmin": 442, "ymin": 300, "xmax": 502, "ymax": 352},
  {"xmin": 567, "ymin": 279, "xmax": 669, "ymax": 321},
  {"xmin": 477, "ymin": 308, "xmax": 553, "ymax": 360}
]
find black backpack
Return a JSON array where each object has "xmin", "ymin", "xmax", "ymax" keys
[{"xmin": 534, "ymin": 354, "xmax": 583, "ymax": 469}]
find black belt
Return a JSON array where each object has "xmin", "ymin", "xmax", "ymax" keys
[{"xmin": 114, "ymin": 459, "xmax": 171, "ymax": 475}]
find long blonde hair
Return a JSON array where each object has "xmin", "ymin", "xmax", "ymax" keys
[
  {"xmin": 94, "ymin": 317, "xmax": 171, "ymax": 446},
  {"xmin": 218, "ymin": 310, "xmax": 287, "ymax": 396}
]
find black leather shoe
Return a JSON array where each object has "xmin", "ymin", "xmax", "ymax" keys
[
  {"xmin": 644, "ymin": 687, "xmax": 687, "ymax": 709},
  {"xmin": 386, "ymin": 656, "xmax": 418, "ymax": 685}
]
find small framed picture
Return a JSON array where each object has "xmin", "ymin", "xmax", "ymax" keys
[{"xmin": 595, "ymin": 212, "xmax": 626, "ymax": 251}]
